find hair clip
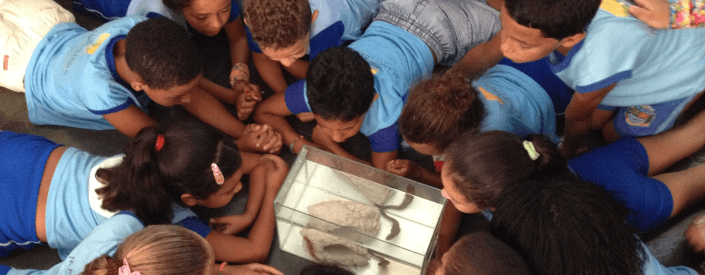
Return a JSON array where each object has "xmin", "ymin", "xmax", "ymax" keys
[
  {"xmin": 119, "ymin": 259, "xmax": 141, "ymax": 275},
  {"xmin": 212, "ymin": 163, "xmax": 225, "ymax": 185},
  {"xmin": 522, "ymin": 140, "xmax": 541, "ymax": 161},
  {"xmin": 155, "ymin": 134, "xmax": 165, "ymax": 151}
]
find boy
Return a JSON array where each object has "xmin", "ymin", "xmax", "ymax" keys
[
  {"xmin": 499, "ymin": 0, "xmax": 705, "ymax": 157},
  {"xmin": 255, "ymin": 0, "xmax": 502, "ymax": 169},
  {"xmin": 0, "ymin": 0, "xmax": 279, "ymax": 153},
  {"xmin": 242, "ymin": 0, "xmax": 379, "ymax": 94}
]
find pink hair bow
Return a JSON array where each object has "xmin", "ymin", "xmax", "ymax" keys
[{"xmin": 119, "ymin": 259, "xmax": 141, "ymax": 275}]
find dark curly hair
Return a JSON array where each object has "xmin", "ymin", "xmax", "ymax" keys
[
  {"xmin": 124, "ymin": 17, "xmax": 202, "ymax": 89},
  {"xmin": 243, "ymin": 0, "xmax": 312, "ymax": 50},
  {"xmin": 504, "ymin": 0, "xmax": 600, "ymax": 40},
  {"xmin": 307, "ymin": 47, "xmax": 375, "ymax": 121}
]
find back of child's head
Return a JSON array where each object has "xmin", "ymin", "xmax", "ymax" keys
[
  {"xmin": 444, "ymin": 130, "xmax": 567, "ymax": 209},
  {"xmin": 125, "ymin": 17, "xmax": 202, "ymax": 89},
  {"xmin": 504, "ymin": 0, "xmax": 600, "ymax": 40},
  {"xmin": 490, "ymin": 175, "xmax": 645, "ymax": 275},
  {"xmin": 442, "ymin": 232, "xmax": 530, "ymax": 275},
  {"xmin": 307, "ymin": 47, "xmax": 375, "ymax": 121},
  {"xmin": 162, "ymin": 0, "xmax": 194, "ymax": 10},
  {"xmin": 243, "ymin": 0, "xmax": 312, "ymax": 50},
  {"xmin": 299, "ymin": 264, "xmax": 354, "ymax": 275},
  {"xmin": 399, "ymin": 73, "xmax": 484, "ymax": 152},
  {"xmin": 96, "ymin": 120, "xmax": 242, "ymax": 225},
  {"xmin": 81, "ymin": 225, "xmax": 213, "ymax": 275}
]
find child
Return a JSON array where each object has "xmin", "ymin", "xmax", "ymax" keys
[
  {"xmin": 0, "ymin": 119, "xmax": 288, "ymax": 263},
  {"xmin": 629, "ymin": 0, "xmax": 705, "ymax": 29},
  {"xmin": 298, "ymin": 264, "xmax": 354, "ymax": 275},
  {"xmin": 1, "ymin": 223, "xmax": 283, "ymax": 275},
  {"xmin": 256, "ymin": 0, "xmax": 502, "ymax": 169},
  {"xmin": 499, "ymin": 0, "xmax": 705, "ymax": 158},
  {"xmin": 430, "ymin": 232, "xmax": 531, "ymax": 275},
  {"xmin": 0, "ymin": 0, "xmax": 279, "ymax": 153},
  {"xmin": 442, "ymin": 106, "xmax": 705, "ymax": 232},
  {"xmin": 243, "ymin": 0, "xmax": 380, "ymax": 94},
  {"xmin": 490, "ymin": 176, "xmax": 698, "ymax": 275}
]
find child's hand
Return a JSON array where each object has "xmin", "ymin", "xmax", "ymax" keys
[
  {"xmin": 685, "ymin": 214, "xmax": 705, "ymax": 253},
  {"xmin": 239, "ymin": 124, "xmax": 283, "ymax": 154},
  {"xmin": 628, "ymin": 0, "xmax": 670, "ymax": 29},
  {"xmin": 386, "ymin": 159, "xmax": 418, "ymax": 179},
  {"xmin": 260, "ymin": 154, "xmax": 288, "ymax": 193},
  {"xmin": 224, "ymin": 263, "xmax": 283, "ymax": 275},
  {"xmin": 233, "ymin": 81, "xmax": 262, "ymax": 120},
  {"xmin": 209, "ymin": 213, "xmax": 256, "ymax": 235}
]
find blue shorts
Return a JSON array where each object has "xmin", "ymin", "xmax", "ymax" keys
[
  {"xmin": 568, "ymin": 138, "xmax": 673, "ymax": 232},
  {"xmin": 599, "ymin": 95, "xmax": 694, "ymax": 138},
  {"xmin": 0, "ymin": 132, "xmax": 60, "ymax": 257},
  {"xmin": 375, "ymin": 0, "xmax": 500, "ymax": 66}
]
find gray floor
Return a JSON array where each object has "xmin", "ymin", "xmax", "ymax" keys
[{"xmin": 1, "ymin": 0, "xmax": 705, "ymax": 273}]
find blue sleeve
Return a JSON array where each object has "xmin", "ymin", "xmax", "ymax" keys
[
  {"xmin": 1, "ymin": 265, "xmax": 10, "ymax": 275},
  {"xmin": 228, "ymin": 0, "xmax": 240, "ymax": 22},
  {"xmin": 284, "ymin": 80, "xmax": 311, "ymax": 114},
  {"xmin": 245, "ymin": 26, "xmax": 262, "ymax": 53},
  {"xmin": 308, "ymin": 21, "xmax": 345, "ymax": 59},
  {"xmin": 368, "ymin": 123, "xmax": 400, "ymax": 153},
  {"xmin": 177, "ymin": 217, "xmax": 212, "ymax": 238}
]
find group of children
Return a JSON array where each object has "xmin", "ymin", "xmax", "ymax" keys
[{"xmin": 3, "ymin": 0, "xmax": 705, "ymax": 273}]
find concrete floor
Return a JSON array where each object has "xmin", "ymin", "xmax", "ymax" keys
[{"xmin": 1, "ymin": 0, "xmax": 704, "ymax": 273}]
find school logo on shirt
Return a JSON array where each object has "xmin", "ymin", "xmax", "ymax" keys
[
  {"xmin": 371, "ymin": 67, "xmax": 378, "ymax": 75},
  {"xmin": 625, "ymin": 105, "xmax": 656, "ymax": 127},
  {"xmin": 478, "ymin": 86, "xmax": 504, "ymax": 105},
  {"xmin": 600, "ymin": 0, "xmax": 631, "ymax": 17},
  {"xmin": 85, "ymin": 33, "xmax": 112, "ymax": 55}
]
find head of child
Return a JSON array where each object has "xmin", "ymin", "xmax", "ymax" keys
[
  {"xmin": 96, "ymin": 120, "xmax": 243, "ymax": 225},
  {"xmin": 123, "ymin": 17, "xmax": 202, "ymax": 106},
  {"xmin": 440, "ymin": 130, "xmax": 567, "ymax": 214},
  {"xmin": 435, "ymin": 231, "xmax": 530, "ymax": 275},
  {"xmin": 164, "ymin": 0, "xmax": 233, "ymax": 36},
  {"xmin": 243, "ymin": 0, "xmax": 317, "ymax": 67},
  {"xmin": 499, "ymin": 0, "xmax": 600, "ymax": 63},
  {"xmin": 299, "ymin": 264, "xmax": 354, "ymax": 275},
  {"xmin": 399, "ymin": 74, "xmax": 485, "ymax": 156},
  {"xmin": 81, "ymin": 225, "xmax": 214, "ymax": 275},
  {"xmin": 306, "ymin": 47, "xmax": 375, "ymax": 143},
  {"xmin": 490, "ymin": 175, "xmax": 645, "ymax": 275}
]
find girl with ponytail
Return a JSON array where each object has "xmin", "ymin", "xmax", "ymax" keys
[{"xmin": 0, "ymin": 119, "xmax": 288, "ymax": 267}]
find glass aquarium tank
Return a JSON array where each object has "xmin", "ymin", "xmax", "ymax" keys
[{"xmin": 274, "ymin": 146, "xmax": 447, "ymax": 275}]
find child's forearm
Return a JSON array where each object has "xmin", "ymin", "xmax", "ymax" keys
[
  {"xmin": 225, "ymin": 18, "xmax": 250, "ymax": 67},
  {"xmin": 414, "ymin": 168, "xmax": 443, "ymax": 189},
  {"xmin": 251, "ymin": 52, "xmax": 288, "ymax": 94},
  {"xmin": 281, "ymin": 59, "xmax": 308, "ymax": 80},
  {"xmin": 435, "ymin": 204, "xmax": 463, "ymax": 258},
  {"xmin": 199, "ymin": 77, "xmax": 242, "ymax": 105},
  {"xmin": 182, "ymin": 88, "xmax": 247, "ymax": 138}
]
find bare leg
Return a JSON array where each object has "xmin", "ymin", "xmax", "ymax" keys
[
  {"xmin": 653, "ymin": 164, "xmax": 705, "ymax": 218},
  {"xmin": 639, "ymin": 109, "xmax": 705, "ymax": 176}
]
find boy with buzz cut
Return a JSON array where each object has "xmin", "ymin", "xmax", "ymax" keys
[
  {"xmin": 255, "ymin": 0, "xmax": 502, "ymax": 169},
  {"xmin": 498, "ymin": 0, "xmax": 705, "ymax": 158},
  {"xmin": 0, "ymin": 0, "xmax": 280, "ymax": 153},
  {"xmin": 242, "ymin": 0, "xmax": 379, "ymax": 94}
]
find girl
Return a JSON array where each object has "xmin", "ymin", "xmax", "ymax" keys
[
  {"xmin": 430, "ymin": 232, "xmax": 530, "ymax": 275},
  {"xmin": 2, "ymin": 221, "xmax": 282, "ymax": 274},
  {"xmin": 441, "ymin": 106, "xmax": 705, "ymax": 232},
  {"xmin": 0, "ymin": 119, "xmax": 288, "ymax": 263}
]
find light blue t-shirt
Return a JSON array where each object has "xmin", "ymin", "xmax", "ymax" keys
[
  {"xmin": 549, "ymin": 5, "xmax": 705, "ymax": 107},
  {"xmin": 247, "ymin": 0, "xmax": 379, "ymax": 59},
  {"xmin": 126, "ymin": 0, "xmax": 241, "ymax": 34},
  {"xmin": 284, "ymin": 21, "xmax": 434, "ymax": 152},
  {"xmin": 474, "ymin": 64, "xmax": 559, "ymax": 143},
  {"xmin": 24, "ymin": 16, "xmax": 152, "ymax": 131},
  {"xmin": 4, "ymin": 212, "xmax": 143, "ymax": 275},
  {"xmin": 45, "ymin": 150, "xmax": 209, "ymax": 259}
]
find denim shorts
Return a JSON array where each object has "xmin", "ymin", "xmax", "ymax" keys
[{"xmin": 375, "ymin": 0, "xmax": 501, "ymax": 66}]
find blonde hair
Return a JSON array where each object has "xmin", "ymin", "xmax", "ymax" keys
[{"xmin": 80, "ymin": 225, "xmax": 213, "ymax": 275}]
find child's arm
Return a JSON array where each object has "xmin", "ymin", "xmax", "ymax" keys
[
  {"xmin": 224, "ymin": 17, "xmax": 250, "ymax": 77},
  {"xmin": 209, "ymin": 152, "xmax": 270, "ymax": 235},
  {"xmin": 181, "ymin": 87, "xmax": 281, "ymax": 153},
  {"xmin": 446, "ymin": 30, "xmax": 504, "ymax": 78},
  {"xmin": 254, "ymin": 92, "xmax": 322, "ymax": 153},
  {"xmin": 251, "ymin": 52, "xmax": 289, "ymax": 94},
  {"xmin": 219, "ymin": 263, "xmax": 284, "ymax": 275},
  {"xmin": 205, "ymin": 155, "xmax": 287, "ymax": 263},
  {"xmin": 560, "ymin": 84, "xmax": 616, "ymax": 158},
  {"xmin": 198, "ymin": 77, "xmax": 263, "ymax": 120},
  {"xmin": 386, "ymin": 159, "xmax": 443, "ymax": 189},
  {"xmin": 629, "ymin": 0, "xmax": 671, "ymax": 29},
  {"xmin": 102, "ymin": 105, "xmax": 157, "ymax": 138}
]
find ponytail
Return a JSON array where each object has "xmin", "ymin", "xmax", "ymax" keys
[
  {"xmin": 444, "ymin": 130, "xmax": 568, "ymax": 209},
  {"xmin": 96, "ymin": 120, "xmax": 243, "ymax": 225},
  {"xmin": 399, "ymin": 73, "xmax": 484, "ymax": 152}
]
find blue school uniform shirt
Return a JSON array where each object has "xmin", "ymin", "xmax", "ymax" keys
[
  {"xmin": 45, "ymin": 150, "xmax": 210, "ymax": 259},
  {"xmin": 285, "ymin": 21, "xmax": 434, "ymax": 153},
  {"xmin": 473, "ymin": 64, "xmax": 559, "ymax": 143},
  {"xmin": 548, "ymin": 4, "xmax": 705, "ymax": 107},
  {"xmin": 24, "ymin": 16, "xmax": 152, "ymax": 131},
  {"xmin": 246, "ymin": 0, "xmax": 379, "ymax": 59},
  {"xmin": 1, "ymin": 212, "xmax": 144, "ymax": 275},
  {"xmin": 126, "ymin": 0, "xmax": 241, "ymax": 35}
]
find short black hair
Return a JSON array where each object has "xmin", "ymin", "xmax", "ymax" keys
[
  {"xmin": 306, "ymin": 47, "xmax": 375, "ymax": 121},
  {"xmin": 504, "ymin": 0, "xmax": 600, "ymax": 40},
  {"xmin": 445, "ymin": 232, "xmax": 531, "ymax": 275},
  {"xmin": 125, "ymin": 17, "xmax": 202, "ymax": 89},
  {"xmin": 491, "ymin": 175, "xmax": 645, "ymax": 275}
]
